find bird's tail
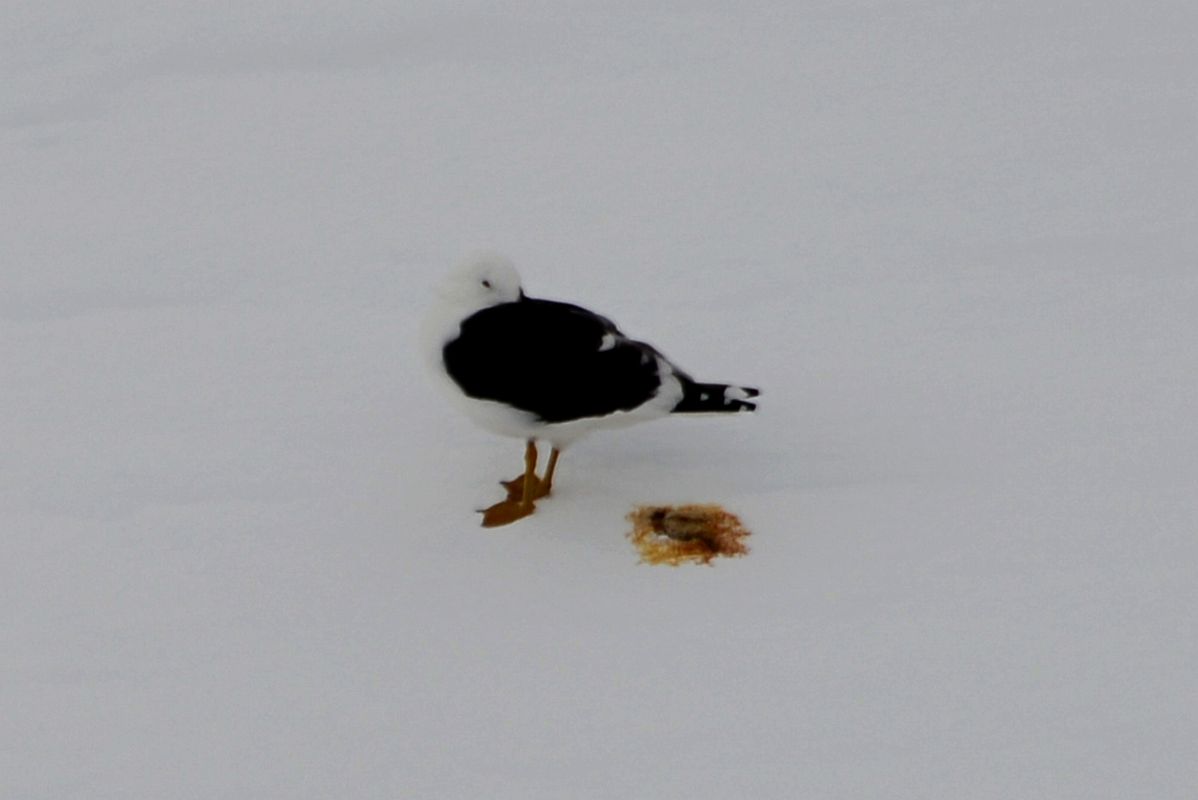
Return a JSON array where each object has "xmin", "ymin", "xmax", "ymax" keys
[{"xmin": 672, "ymin": 379, "xmax": 760, "ymax": 414}]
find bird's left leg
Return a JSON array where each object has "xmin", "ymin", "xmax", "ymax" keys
[
  {"xmin": 502, "ymin": 446, "xmax": 560, "ymax": 503},
  {"xmin": 482, "ymin": 440, "xmax": 539, "ymax": 527},
  {"xmin": 540, "ymin": 447, "xmax": 560, "ymax": 495}
]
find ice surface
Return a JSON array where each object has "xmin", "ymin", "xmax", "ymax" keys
[{"xmin": 3, "ymin": 1, "xmax": 1196, "ymax": 798}]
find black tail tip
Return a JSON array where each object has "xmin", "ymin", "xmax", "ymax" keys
[
  {"xmin": 672, "ymin": 382, "xmax": 761, "ymax": 414},
  {"xmin": 731, "ymin": 386, "xmax": 760, "ymax": 410},
  {"xmin": 733, "ymin": 386, "xmax": 758, "ymax": 411}
]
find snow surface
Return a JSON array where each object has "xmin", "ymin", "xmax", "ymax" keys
[{"xmin": 3, "ymin": 2, "xmax": 1196, "ymax": 798}]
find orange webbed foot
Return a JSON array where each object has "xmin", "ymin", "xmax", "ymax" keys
[{"xmin": 480, "ymin": 498, "xmax": 537, "ymax": 527}]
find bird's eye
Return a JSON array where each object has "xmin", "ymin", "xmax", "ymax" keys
[{"xmin": 481, "ymin": 279, "xmax": 492, "ymax": 289}]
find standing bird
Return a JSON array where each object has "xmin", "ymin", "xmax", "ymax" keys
[{"xmin": 423, "ymin": 253, "xmax": 759, "ymax": 526}]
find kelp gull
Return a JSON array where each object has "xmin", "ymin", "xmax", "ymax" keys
[{"xmin": 423, "ymin": 253, "xmax": 759, "ymax": 526}]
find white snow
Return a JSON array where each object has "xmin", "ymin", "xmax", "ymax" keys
[{"xmin": 3, "ymin": 2, "xmax": 1196, "ymax": 798}]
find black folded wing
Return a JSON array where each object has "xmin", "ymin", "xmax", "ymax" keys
[{"xmin": 443, "ymin": 297, "xmax": 666, "ymax": 423}]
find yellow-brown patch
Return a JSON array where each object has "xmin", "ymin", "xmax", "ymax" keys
[{"xmin": 627, "ymin": 504, "xmax": 751, "ymax": 566}]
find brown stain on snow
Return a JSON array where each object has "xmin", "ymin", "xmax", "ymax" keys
[{"xmin": 627, "ymin": 504, "xmax": 751, "ymax": 566}]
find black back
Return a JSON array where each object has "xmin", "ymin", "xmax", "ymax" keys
[{"xmin": 443, "ymin": 297, "xmax": 664, "ymax": 423}]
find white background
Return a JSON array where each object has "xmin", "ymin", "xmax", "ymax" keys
[{"xmin": 3, "ymin": 2, "xmax": 1195, "ymax": 797}]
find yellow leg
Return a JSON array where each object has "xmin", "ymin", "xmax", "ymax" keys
[
  {"xmin": 542, "ymin": 447, "xmax": 560, "ymax": 495},
  {"xmin": 520, "ymin": 440, "xmax": 538, "ymax": 512},
  {"xmin": 501, "ymin": 444, "xmax": 560, "ymax": 502},
  {"xmin": 482, "ymin": 440, "xmax": 539, "ymax": 527}
]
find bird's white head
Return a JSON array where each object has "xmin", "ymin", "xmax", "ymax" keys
[{"xmin": 437, "ymin": 251, "xmax": 524, "ymax": 312}]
